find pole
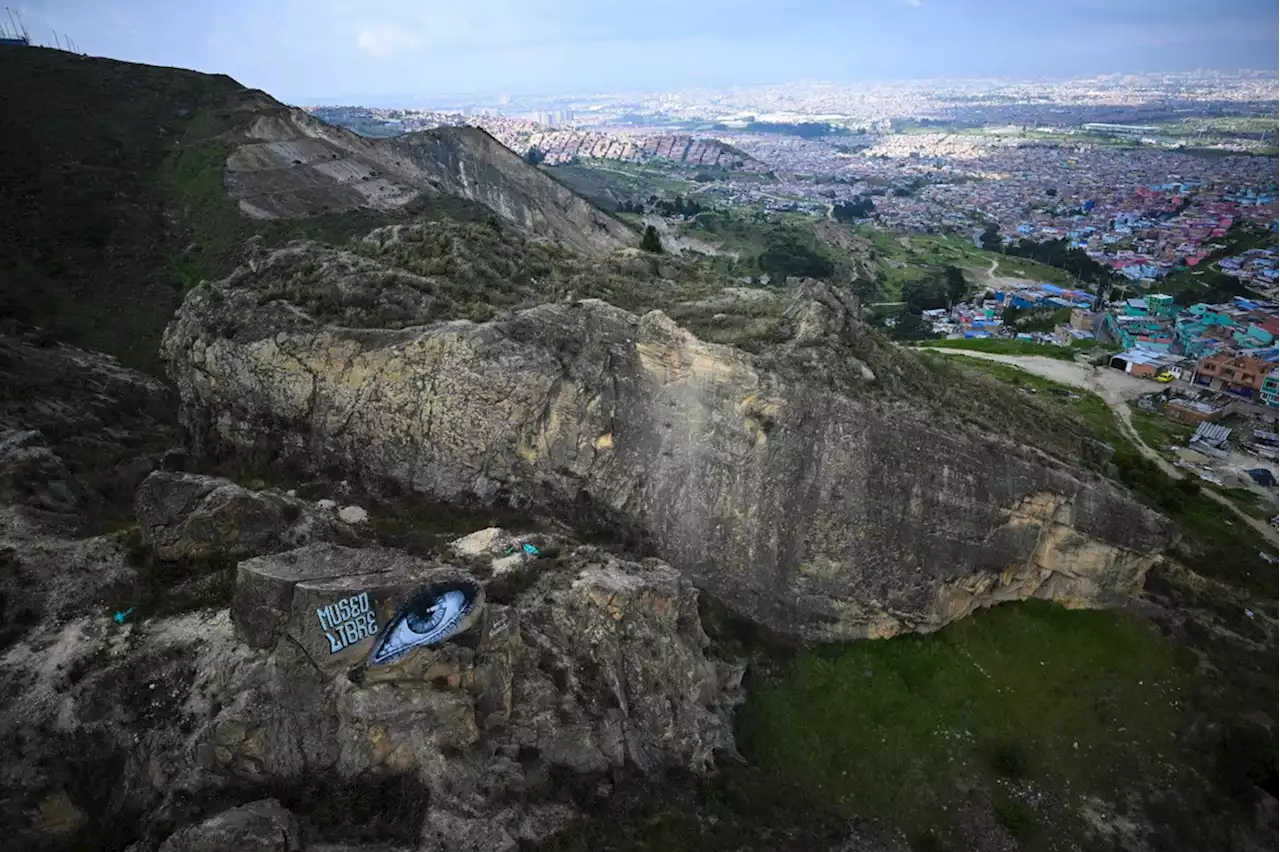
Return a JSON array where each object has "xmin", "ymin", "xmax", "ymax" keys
[
  {"xmin": 52, "ymin": 29, "xmax": 61, "ymax": 50},
  {"xmin": 14, "ymin": 7, "xmax": 28, "ymax": 39}
]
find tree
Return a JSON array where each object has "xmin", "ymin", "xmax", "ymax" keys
[
  {"xmin": 832, "ymin": 197, "xmax": 875, "ymax": 222},
  {"xmin": 980, "ymin": 223, "xmax": 1002, "ymax": 252},
  {"xmin": 891, "ymin": 309, "xmax": 937, "ymax": 341},
  {"xmin": 1045, "ymin": 187, "xmax": 1057, "ymax": 197},
  {"xmin": 944, "ymin": 265, "xmax": 968, "ymax": 308},
  {"xmin": 903, "ymin": 279, "xmax": 948, "ymax": 313},
  {"xmin": 523, "ymin": 147, "xmax": 546, "ymax": 165},
  {"xmin": 758, "ymin": 231, "xmax": 834, "ymax": 281},
  {"xmin": 639, "ymin": 225, "xmax": 663, "ymax": 254}
]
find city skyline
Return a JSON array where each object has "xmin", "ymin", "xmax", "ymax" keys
[{"xmin": 12, "ymin": 0, "xmax": 1280, "ymax": 103}]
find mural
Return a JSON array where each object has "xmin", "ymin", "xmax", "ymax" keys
[
  {"xmin": 367, "ymin": 580, "xmax": 481, "ymax": 666},
  {"xmin": 316, "ymin": 591, "xmax": 377, "ymax": 654}
]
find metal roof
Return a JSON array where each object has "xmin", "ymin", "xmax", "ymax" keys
[{"xmin": 1191, "ymin": 422, "xmax": 1231, "ymax": 448}]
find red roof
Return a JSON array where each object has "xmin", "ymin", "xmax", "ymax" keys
[{"xmin": 1263, "ymin": 316, "xmax": 1280, "ymax": 337}]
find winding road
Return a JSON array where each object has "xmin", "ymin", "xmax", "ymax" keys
[{"xmin": 936, "ymin": 350, "xmax": 1278, "ymax": 544}]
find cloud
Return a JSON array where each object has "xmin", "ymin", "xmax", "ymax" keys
[
  {"xmin": 902, "ymin": 0, "xmax": 922, "ymax": 6},
  {"xmin": 356, "ymin": 23, "xmax": 421, "ymax": 58}
]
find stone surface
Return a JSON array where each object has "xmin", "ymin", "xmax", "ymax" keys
[
  {"xmin": 157, "ymin": 799, "xmax": 302, "ymax": 852},
  {"xmin": 166, "ymin": 273, "xmax": 1175, "ymax": 641},
  {"xmin": 337, "ymin": 505, "xmax": 369, "ymax": 525},
  {"xmin": 0, "ymin": 430, "xmax": 93, "ymax": 513},
  {"xmin": 0, "ymin": 322, "xmax": 175, "ymax": 504},
  {"xmin": 204, "ymin": 539, "xmax": 737, "ymax": 842},
  {"xmin": 135, "ymin": 471, "xmax": 358, "ymax": 562}
]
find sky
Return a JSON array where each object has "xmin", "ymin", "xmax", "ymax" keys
[{"xmin": 11, "ymin": 0, "xmax": 1280, "ymax": 103}]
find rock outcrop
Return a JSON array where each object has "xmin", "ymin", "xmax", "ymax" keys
[
  {"xmin": 0, "ymin": 322, "xmax": 176, "ymax": 496},
  {"xmin": 213, "ymin": 541, "xmax": 737, "ymax": 783},
  {"xmin": 166, "ymin": 266, "xmax": 1175, "ymax": 641},
  {"xmin": 135, "ymin": 471, "xmax": 359, "ymax": 561},
  {"xmin": 0, "ymin": 534, "xmax": 738, "ymax": 850}
]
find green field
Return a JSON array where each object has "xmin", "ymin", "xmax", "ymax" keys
[
  {"xmin": 743, "ymin": 601, "xmax": 1190, "ymax": 850},
  {"xmin": 546, "ymin": 599, "xmax": 1217, "ymax": 852},
  {"xmin": 850, "ymin": 227, "xmax": 1088, "ymax": 300}
]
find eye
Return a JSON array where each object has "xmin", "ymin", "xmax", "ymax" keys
[{"xmin": 368, "ymin": 581, "xmax": 481, "ymax": 666}]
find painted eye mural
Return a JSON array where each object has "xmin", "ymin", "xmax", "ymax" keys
[{"xmin": 367, "ymin": 580, "xmax": 482, "ymax": 666}]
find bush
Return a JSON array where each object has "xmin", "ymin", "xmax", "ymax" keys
[{"xmin": 640, "ymin": 225, "xmax": 663, "ymax": 254}]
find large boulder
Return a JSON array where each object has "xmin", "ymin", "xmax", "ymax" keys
[
  {"xmin": 158, "ymin": 799, "xmax": 302, "ymax": 852},
  {"xmin": 164, "ymin": 265, "xmax": 1175, "ymax": 641},
  {"xmin": 135, "ymin": 471, "xmax": 359, "ymax": 561},
  {"xmin": 0, "ymin": 429, "xmax": 93, "ymax": 512},
  {"xmin": 214, "ymin": 541, "xmax": 737, "ymax": 783}
]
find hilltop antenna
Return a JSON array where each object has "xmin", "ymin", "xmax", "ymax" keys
[
  {"xmin": 51, "ymin": 29, "xmax": 61, "ymax": 50},
  {"xmin": 13, "ymin": 7, "xmax": 28, "ymax": 40}
]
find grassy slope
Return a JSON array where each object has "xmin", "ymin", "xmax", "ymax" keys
[
  {"xmin": 0, "ymin": 47, "xmax": 489, "ymax": 375},
  {"xmin": 915, "ymin": 338, "xmax": 1096, "ymax": 359},
  {"xmin": 542, "ymin": 162, "xmax": 698, "ymax": 211},
  {"xmin": 547, "ymin": 600, "xmax": 1249, "ymax": 852},
  {"xmin": 744, "ymin": 601, "xmax": 1191, "ymax": 851},
  {"xmin": 0, "ymin": 48, "xmax": 244, "ymax": 373},
  {"xmin": 852, "ymin": 227, "xmax": 1087, "ymax": 299}
]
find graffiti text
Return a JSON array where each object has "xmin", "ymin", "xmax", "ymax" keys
[{"xmin": 316, "ymin": 592, "xmax": 377, "ymax": 654}]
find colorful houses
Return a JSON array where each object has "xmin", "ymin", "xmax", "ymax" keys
[
  {"xmin": 1262, "ymin": 369, "xmax": 1280, "ymax": 409},
  {"xmin": 1194, "ymin": 353, "xmax": 1274, "ymax": 400}
]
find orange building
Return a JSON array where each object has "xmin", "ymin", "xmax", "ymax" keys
[{"xmin": 1194, "ymin": 353, "xmax": 1271, "ymax": 400}]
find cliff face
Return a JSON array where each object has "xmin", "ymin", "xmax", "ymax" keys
[
  {"xmin": 165, "ymin": 258, "xmax": 1174, "ymax": 641},
  {"xmin": 224, "ymin": 107, "xmax": 635, "ymax": 255}
]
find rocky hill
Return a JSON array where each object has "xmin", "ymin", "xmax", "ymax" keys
[
  {"xmin": 0, "ymin": 47, "xmax": 1274, "ymax": 852},
  {"xmin": 163, "ymin": 230, "xmax": 1174, "ymax": 641},
  {"xmin": 225, "ymin": 107, "xmax": 635, "ymax": 254},
  {"xmin": 0, "ymin": 48, "xmax": 634, "ymax": 373}
]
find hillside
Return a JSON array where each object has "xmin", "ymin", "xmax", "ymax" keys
[{"xmin": 0, "ymin": 48, "xmax": 635, "ymax": 374}]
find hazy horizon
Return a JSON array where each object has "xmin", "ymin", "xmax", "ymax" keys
[{"xmin": 12, "ymin": 0, "xmax": 1280, "ymax": 103}]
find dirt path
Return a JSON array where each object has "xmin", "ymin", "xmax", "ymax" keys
[
  {"xmin": 936, "ymin": 350, "xmax": 1278, "ymax": 543},
  {"xmin": 972, "ymin": 255, "xmax": 1032, "ymax": 289}
]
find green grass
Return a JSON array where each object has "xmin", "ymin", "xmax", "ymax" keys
[
  {"xmin": 939, "ymin": 357, "xmax": 1127, "ymax": 447},
  {"xmin": 1210, "ymin": 486, "xmax": 1277, "ymax": 520},
  {"xmin": 846, "ymin": 226, "xmax": 1090, "ymax": 302},
  {"xmin": 1130, "ymin": 410, "xmax": 1195, "ymax": 453},
  {"xmin": 916, "ymin": 338, "xmax": 1080, "ymax": 360},
  {"xmin": 741, "ymin": 600, "xmax": 1191, "ymax": 849},
  {"xmin": 544, "ymin": 161, "xmax": 699, "ymax": 211}
]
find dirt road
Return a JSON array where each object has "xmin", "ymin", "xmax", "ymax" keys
[
  {"xmin": 974, "ymin": 256, "xmax": 1033, "ymax": 290},
  {"xmin": 937, "ymin": 350, "xmax": 1278, "ymax": 543}
]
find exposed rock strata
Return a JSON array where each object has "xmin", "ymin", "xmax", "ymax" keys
[
  {"xmin": 135, "ymin": 471, "xmax": 359, "ymax": 561},
  {"xmin": 225, "ymin": 107, "xmax": 635, "ymax": 255},
  {"xmin": 166, "ymin": 266, "xmax": 1175, "ymax": 640}
]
